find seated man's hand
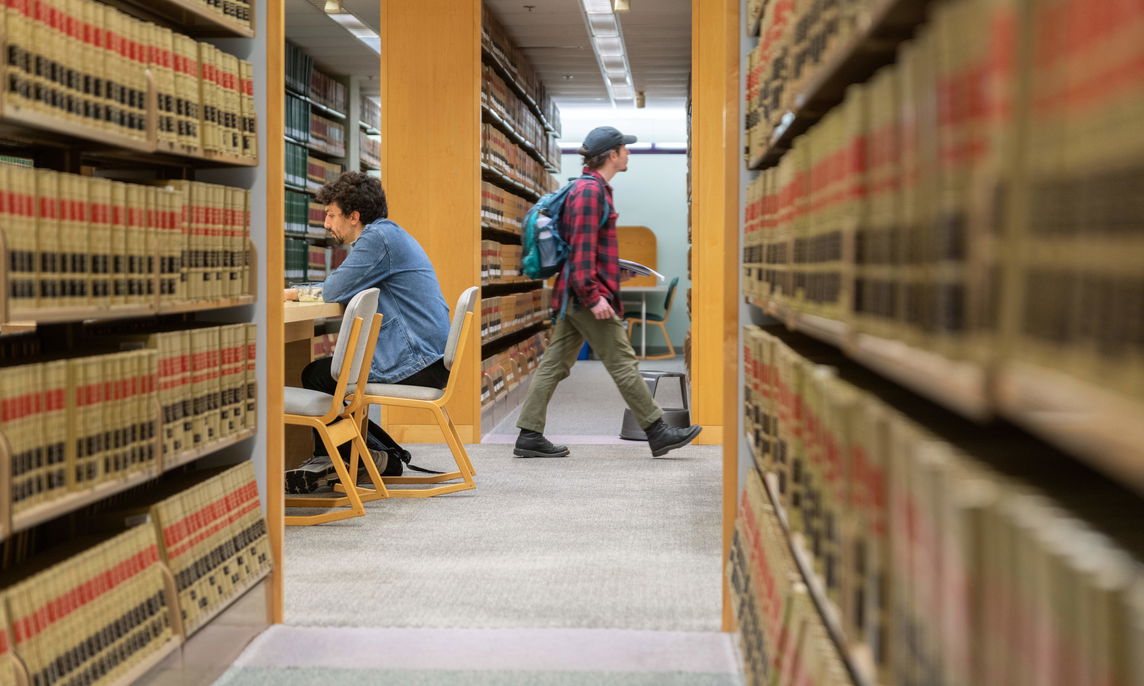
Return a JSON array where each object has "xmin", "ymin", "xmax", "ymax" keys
[{"xmin": 283, "ymin": 288, "xmax": 299, "ymax": 301}]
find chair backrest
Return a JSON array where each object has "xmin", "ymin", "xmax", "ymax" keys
[
  {"xmin": 662, "ymin": 277, "xmax": 679, "ymax": 314},
  {"xmin": 330, "ymin": 288, "xmax": 380, "ymax": 383},
  {"xmin": 443, "ymin": 286, "xmax": 479, "ymax": 371}
]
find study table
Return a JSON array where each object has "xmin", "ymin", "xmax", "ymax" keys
[{"xmin": 621, "ymin": 285, "xmax": 669, "ymax": 359}]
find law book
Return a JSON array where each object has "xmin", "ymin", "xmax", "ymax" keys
[
  {"xmin": 0, "ymin": 166, "xmax": 37, "ymax": 310},
  {"xmin": 124, "ymin": 181, "xmax": 150, "ymax": 305},
  {"xmin": 239, "ymin": 60, "xmax": 256, "ymax": 159},
  {"xmin": 617, "ymin": 259, "xmax": 664, "ymax": 282}
]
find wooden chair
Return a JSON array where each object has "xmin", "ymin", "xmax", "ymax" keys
[
  {"xmin": 351, "ymin": 286, "xmax": 479, "ymax": 498},
  {"xmin": 624, "ymin": 276, "xmax": 680, "ymax": 360},
  {"xmin": 284, "ymin": 288, "xmax": 387, "ymax": 525}
]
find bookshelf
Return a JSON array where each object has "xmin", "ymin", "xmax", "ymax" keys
[
  {"xmin": 0, "ymin": 0, "xmax": 273, "ymax": 682},
  {"xmin": 736, "ymin": 0, "xmax": 1144, "ymax": 683},
  {"xmin": 282, "ymin": 42, "xmax": 350, "ymax": 287},
  {"xmin": 476, "ymin": 6, "xmax": 560, "ymax": 437}
]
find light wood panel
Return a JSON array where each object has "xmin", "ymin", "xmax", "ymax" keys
[
  {"xmin": 381, "ymin": 0, "xmax": 481, "ymax": 443},
  {"xmin": 691, "ymin": 0, "xmax": 740, "ymax": 633},
  {"xmin": 265, "ymin": 0, "xmax": 286, "ymax": 624},
  {"xmin": 617, "ymin": 225, "xmax": 658, "ymax": 288}
]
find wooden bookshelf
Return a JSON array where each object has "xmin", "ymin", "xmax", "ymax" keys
[
  {"xmin": 481, "ymin": 104, "xmax": 557, "ymax": 173},
  {"xmin": 479, "ymin": 44, "xmax": 558, "ymax": 135},
  {"xmin": 114, "ymin": 0, "xmax": 256, "ymax": 38},
  {"xmin": 481, "ymin": 163, "xmax": 541, "ymax": 203}
]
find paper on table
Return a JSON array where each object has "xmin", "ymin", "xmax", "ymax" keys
[{"xmin": 618, "ymin": 259, "xmax": 665, "ymax": 282}]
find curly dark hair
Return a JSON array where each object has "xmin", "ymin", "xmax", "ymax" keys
[{"xmin": 315, "ymin": 172, "xmax": 388, "ymax": 224}]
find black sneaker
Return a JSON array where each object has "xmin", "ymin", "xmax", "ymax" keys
[
  {"xmin": 285, "ymin": 454, "xmax": 334, "ymax": 494},
  {"xmin": 513, "ymin": 430, "xmax": 570, "ymax": 458}
]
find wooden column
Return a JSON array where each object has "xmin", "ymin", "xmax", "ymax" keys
[
  {"xmin": 265, "ymin": 0, "xmax": 286, "ymax": 623},
  {"xmin": 691, "ymin": 0, "xmax": 740, "ymax": 631},
  {"xmin": 381, "ymin": 0, "xmax": 482, "ymax": 443}
]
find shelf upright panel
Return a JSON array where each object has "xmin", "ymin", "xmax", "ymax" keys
[{"xmin": 382, "ymin": 0, "xmax": 481, "ymax": 444}]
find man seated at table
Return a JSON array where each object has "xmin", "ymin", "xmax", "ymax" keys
[{"xmin": 283, "ymin": 171, "xmax": 450, "ymax": 493}]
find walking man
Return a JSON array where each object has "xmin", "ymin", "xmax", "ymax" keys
[{"xmin": 514, "ymin": 126, "xmax": 702, "ymax": 458}]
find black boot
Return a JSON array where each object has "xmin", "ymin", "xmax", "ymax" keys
[
  {"xmin": 644, "ymin": 419, "xmax": 702, "ymax": 457},
  {"xmin": 514, "ymin": 430, "xmax": 570, "ymax": 458}
]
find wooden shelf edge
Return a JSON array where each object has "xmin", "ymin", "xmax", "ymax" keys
[
  {"xmin": 849, "ymin": 333, "xmax": 991, "ymax": 421},
  {"xmin": 996, "ymin": 362, "xmax": 1144, "ymax": 495},
  {"xmin": 480, "ymin": 319, "xmax": 550, "ymax": 357},
  {"xmin": 162, "ymin": 429, "xmax": 257, "ymax": 473},
  {"xmin": 481, "ymin": 163, "xmax": 542, "ymax": 202},
  {"xmin": 108, "ymin": 635, "xmax": 183, "ymax": 686},
  {"xmin": 157, "ymin": 295, "xmax": 256, "ymax": 314},
  {"xmin": 0, "ymin": 104, "xmax": 152, "ymax": 153},
  {"xmin": 10, "ymin": 467, "xmax": 160, "ymax": 537},
  {"xmin": 132, "ymin": 0, "xmax": 255, "ymax": 37},
  {"xmin": 759, "ymin": 470, "xmax": 875, "ymax": 686},
  {"xmin": 184, "ymin": 566, "xmax": 272, "ymax": 638}
]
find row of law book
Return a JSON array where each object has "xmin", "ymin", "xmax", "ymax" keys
[
  {"xmin": 196, "ymin": 0, "xmax": 252, "ymax": 29},
  {"xmin": 285, "ymin": 141, "xmax": 311, "ymax": 189},
  {"xmin": 307, "ymin": 156, "xmax": 343, "ymax": 189},
  {"xmin": 310, "ymin": 112, "xmax": 346, "ymax": 158},
  {"xmin": 745, "ymin": 0, "xmax": 868, "ymax": 153},
  {"xmin": 742, "ymin": 325, "xmax": 1144, "ymax": 686},
  {"xmin": 1, "ymin": 322, "xmax": 257, "ymax": 517},
  {"xmin": 360, "ymin": 131, "xmax": 381, "ymax": 170},
  {"xmin": 481, "ymin": 124, "xmax": 557, "ymax": 198},
  {"xmin": 1, "ymin": 525, "xmax": 174, "ymax": 686},
  {"xmin": 284, "ymin": 43, "xmax": 314, "ymax": 97},
  {"xmin": 744, "ymin": 0, "xmax": 1144, "ymax": 404},
  {"xmin": 482, "ymin": 65, "xmax": 560, "ymax": 170},
  {"xmin": 729, "ymin": 468, "xmax": 850, "ymax": 686},
  {"xmin": 147, "ymin": 462, "xmax": 271, "ymax": 635},
  {"xmin": 3, "ymin": 0, "xmax": 256, "ymax": 160},
  {"xmin": 285, "ymin": 239, "xmax": 345, "ymax": 284},
  {"xmin": 0, "ymin": 463, "xmax": 271, "ymax": 686},
  {"xmin": 1, "ymin": 350, "xmax": 156, "ymax": 518},
  {"xmin": 480, "ymin": 241, "xmax": 526, "ymax": 284},
  {"xmin": 480, "ymin": 331, "xmax": 545, "ymax": 411},
  {"xmin": 285, "ymin": 94, "xmax": 313, "ymax": 143},
  {"xmin": 0, "ymin": 169, "xmax": 251, "ymax": 314},
  {"xmin": 481, "ymin": 290, "xmax": 547, "ymax": 342},
  {"xmin": 480, "ymin": 182, "xmax": 530, "ymax": 236},
  {"xmin": 481, "ymin": 6, "xmax": 560, "ymax": 137},
  {"xmin": 285, "ymin": 190, "xmax": 323, "ymax": 238},
  {"xmin": 360, "ymin": 95, "xmax": 380, "ymax": 132},
  {"xmin": 309, "ymin": 69, "xmax": 346, "ymax": 115}
]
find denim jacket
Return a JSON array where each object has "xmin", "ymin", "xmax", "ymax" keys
[{"xmin": 321, "ymin": 218, "xmax": 450, "ymax": 383}]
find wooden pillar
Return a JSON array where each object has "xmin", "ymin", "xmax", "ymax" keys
[
  {"xmin": 691, "ymin": 0, "xmax": 740, "ymax": 632},
  {"xmin": 380, "ymin": 0, "xmax": 482, "ymax": 443},
  {"xmin": 264, "ymin": 0, "xmax": 286, "ymax": 624}
]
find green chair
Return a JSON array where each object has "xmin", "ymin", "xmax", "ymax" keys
[{"xmin": 624, "ymin": 277, "xmax": 679, "ymax": 360}]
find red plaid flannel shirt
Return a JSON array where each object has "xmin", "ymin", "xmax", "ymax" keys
[{"xmin": 552, "ymin": 168, "xmax": 622, "ymax": 316}]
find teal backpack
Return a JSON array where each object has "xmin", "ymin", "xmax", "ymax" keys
[{"xmin": 520, "ymin": 174, "xmax": 610, "ymax": 281}]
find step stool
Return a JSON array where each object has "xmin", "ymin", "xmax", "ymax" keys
[{"xmin": 619, "ymin": 370, "xmax": 690, "ymax": 440}]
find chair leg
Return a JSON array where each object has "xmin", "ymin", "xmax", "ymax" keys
[
  {"xmin": 645, "ymin": 321, "xmax": 676, "ymax": 360},
  {"xmin": 441, "ymin": 406, "xmax": 475, "ymax": 476},
  {"xmin": 349, "ymin": 428, "xmax": 390, "ymax": 502},
  {"xmin": 382, "ymin": 406, "xmax": 475, "ymax": 498},
  {"xmin": 286, "ymin": 426, "xmax": 366, "ymax": 525}
]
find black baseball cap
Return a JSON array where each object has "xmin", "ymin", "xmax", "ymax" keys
[{"xmin": 578, "ymin": 126, "xmax": 637, "ymax": 157}]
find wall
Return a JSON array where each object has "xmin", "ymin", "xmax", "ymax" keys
[{"xmin": 560, "ymin": 152, "xmax": 692, "ymax": 351}]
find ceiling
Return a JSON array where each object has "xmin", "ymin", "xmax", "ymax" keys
[{"xmin": 283, "ymin": 0, "xmax": 691, "ymax": 107}]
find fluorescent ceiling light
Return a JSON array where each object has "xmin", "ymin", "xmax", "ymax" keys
[
  {"xmin": 581, "ymin": 0, "xmax": 614, "ymax": 13},
  {"xmin": 593, "ymin": 36, "xmax": 623, "ymax": 56},
  {"xmin": 601, "ymin": 54, "xmax": 626, "ymax": 72},
  {"xmin": 587, "ymin": 13, "xmax": 618, "ymax": 36},
  {"xmin": 610, "ymin": 84, "xmax": 634, "ymax": 99},
  {"xmin": 608, "ymin": 73, "xmax": 631, "ymax": 86},
  {"xmin": 329, "ymin": 11, "xmax": 380, "ymax": 54},
  {"xmin": 627, "ymin": 143, "xmax": 652, "ymax": 150}
]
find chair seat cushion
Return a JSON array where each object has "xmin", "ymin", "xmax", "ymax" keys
[
  {"xmin": 623, "ymin": 311, "xmax": 665, "ymax": 322},
  {"xmin": 284, "ymin": 387, "xmax": 337, "ymax": 417},
  {"xmin": 362, "ymin": 383, "xmax": 444, "ymax": 402}
]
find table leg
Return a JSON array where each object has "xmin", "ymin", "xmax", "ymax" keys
[{"xmin": 641, "ymin": 293, "xmax": 647, "ymax": 358}]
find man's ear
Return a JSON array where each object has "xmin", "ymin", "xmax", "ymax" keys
[{"xmin": 350, "ymin": 210, "xmax": 362, "ymax": 225}]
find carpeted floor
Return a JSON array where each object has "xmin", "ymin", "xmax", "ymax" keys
[
  {"xmin": 485, "ymin": 358, "xmax": 688, "ymax": 443},
  {"xmin": 214, "ymin": 626, "xmax": 741, "ymax": 685},
  {"xmin": 282, "ymin": 440, "xmax": 722, "ymax": 630},
  {"xmin": 215, "ymin": 355, "xmax": 734, "ymax": 685}
]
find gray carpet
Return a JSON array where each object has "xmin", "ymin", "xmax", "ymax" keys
[
  {"xmin": 215, "ymin": 626, "xmax": 741, "ymax": 685},
  {"xmin": 487, "ymin": 357, "xmax": 688, "ymax": 441},
  {"xmin": 283, "ymin": 440, "xmax": 722, "ymax": 630}
]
